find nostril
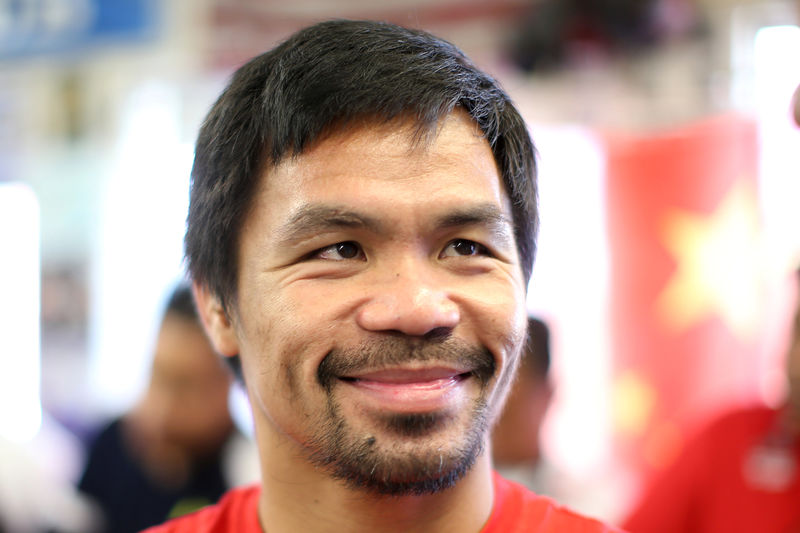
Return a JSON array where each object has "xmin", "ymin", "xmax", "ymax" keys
[{"xmin": 423, "ymin": 326, "xmax": 453, "ymax": 342}]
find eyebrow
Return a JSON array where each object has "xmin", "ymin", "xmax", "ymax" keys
[
  {"xmin": 434, "ymin": 204, "xmax": 512, "ymax": 234},
  {"xmin": 275, "ymin": 205, "xmax": 386, "ymax": 246},
  {"xmin": 436, "ymin": 204, "xmax": 516, "ymax": 249},
  {"xmin": 275, "ymin": 203, "xmax": 514, "ymax": 247}
]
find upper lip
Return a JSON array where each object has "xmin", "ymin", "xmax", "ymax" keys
[{"xmin": 340, "ymin": 366, "xmax": 473, "ymax": 384}]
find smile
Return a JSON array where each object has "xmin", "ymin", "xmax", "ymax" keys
[{"xmin": 338, "ymin": 367, "xmax": 473, "ymax": 413}]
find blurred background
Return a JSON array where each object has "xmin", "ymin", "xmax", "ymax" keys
[{"xmin": 1, "ymin": 0, "xmax": 799, "ymax": 529}]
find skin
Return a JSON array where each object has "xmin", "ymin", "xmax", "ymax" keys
[{"xmin": 195, "ymin": 111, "xmax": 529, "ymax": 533}]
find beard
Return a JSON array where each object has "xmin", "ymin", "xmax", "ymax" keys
[{"xmin": 304, "ymin": 336, "xmax": 497, "ymax": 496}]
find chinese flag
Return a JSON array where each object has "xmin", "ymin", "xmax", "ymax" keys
[{"xmin": 605, "ymin": 114, "xmax": 763, "ymax": 481}]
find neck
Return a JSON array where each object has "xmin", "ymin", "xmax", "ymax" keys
[{"xmin": 255, "ymin": 427, "xmax": 495, "ymax": 533}]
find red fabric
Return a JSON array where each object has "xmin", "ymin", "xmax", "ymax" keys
[
  {"xmin": 142, "ymin": 472, "xmax": 621, "ymax": 532},
  {"xmin": 605, "ymin": 115, "xmax": 762, "ymax": 477},
  {"xmin": 141, "ymin": 484, "xmax": 261, "ymax": 533},
  {"xmin": 483, "ymin": 472, "xmax": 623, "ymax": 532},
  {"xmin": 623, "ymin": 406, "xmax": 800, "ymax": 533}
]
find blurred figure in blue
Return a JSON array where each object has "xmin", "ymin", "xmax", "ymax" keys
[{"xmin": 78, "ymin": 284, "xmax": 239, "ymax": 533}]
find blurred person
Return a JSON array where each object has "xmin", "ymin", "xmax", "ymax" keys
[
  {"xmin": 492, "ymin": 316, "xmax": 615, "ymax": 520},
  {"xmin": 78, "ymin": 284, "xmax": 241, "ymax": 533},
  {"xmin": 622, "ymin": 265, "xmax": 800, "ymax": 533},
  {"xmin": 143, "ymin": 19, "xmax": 622, "ymax": 533},
  {"xmin": 491, "ymin": 317, "xmax": 556, "ymax": 489}
]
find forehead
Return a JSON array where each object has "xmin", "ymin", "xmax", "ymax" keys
[
  {"xmin": 154, "ymin": 314, "xmax": 218, "ymax": 372},
  {"xmin": 251, "ymin": 112, "xmax": 508, "ymax": 219}
]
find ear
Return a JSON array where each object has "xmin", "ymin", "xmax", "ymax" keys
[{"xmin": 192, "ymin": 282, "xmax": 240, "ymax": 357}]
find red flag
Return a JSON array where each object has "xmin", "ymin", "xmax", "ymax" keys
[{"xmin": 605, "ymin": 114, "xmax": 764, "ymax": 480}]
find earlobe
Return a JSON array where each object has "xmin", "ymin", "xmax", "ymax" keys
[{"xmin": 192, "ymin": 282, "xmax": 240, "ymax": 357}]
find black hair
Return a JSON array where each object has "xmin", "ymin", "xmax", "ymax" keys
[
  {"xmin": 185, "ymin": 19, "xmax": 538, "ymax": 312},
  {"xmin": 164, "ymin": 283, "xmax": 198, "ymax": 322},
  {"xmin": 163, "ymin": 282, "xmax": 244, "ymax": 380},
  {"xmin": 523, "ymin": 316, "xmax": 550, "ymax": 379}
]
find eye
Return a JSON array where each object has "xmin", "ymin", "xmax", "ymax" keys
[
  {"xmin": 315, "ymin": 241, "xmax": 365, "ymax": 261},
  {"xmin": 441, "ymin": 239, "xmax": 490, "ymax": 258}
]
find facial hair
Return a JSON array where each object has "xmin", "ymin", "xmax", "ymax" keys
[{"xmin": 305, "ymin": 336, "xmax": 496, "ymax": 496}]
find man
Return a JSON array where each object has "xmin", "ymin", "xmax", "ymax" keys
[
  {"xmin": 622, "ymin": 266, "xmax": 800, "ymax": 533},
  {"xmin": 146, "ymin": 19, "xmax": 620, "ymax": 532},
  {"xmin": 80, "ymin": 285, "xmax": 237, "ymax": 532}
]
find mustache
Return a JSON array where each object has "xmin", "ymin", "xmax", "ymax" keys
[{"xmin": 317, "ymin": 337, "xmax": 496, "ymax": 390}]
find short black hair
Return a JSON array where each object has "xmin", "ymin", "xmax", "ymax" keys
[
  {"xmin": 523, "ymin": 316, "xmax": 550, "ymax": 380},
  {"xmin": 185, "ymin": 19, "xmax": 538, "ymax": 312},
  {"xmin": 164, "ymin": 283, "xmax": 197, "ymax": 322}
]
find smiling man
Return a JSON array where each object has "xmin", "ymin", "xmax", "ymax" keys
[{"xmin": 144, "ymin": 19, "xmax": 621, "ymax": 533}]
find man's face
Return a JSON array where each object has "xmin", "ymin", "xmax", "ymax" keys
[{"xmin": 203, "ymin": 111, "xmax": 528, "ymax": 495}]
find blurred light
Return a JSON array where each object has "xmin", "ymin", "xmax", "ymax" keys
[
  {"xmin": 229, "ymin": 383, "xmax": 253, "ymax": 438},
  {"xmin": 752, "ymin": 24, "xmax": 800, "ymax": 407},
  {"xmin": 88, "ymin": 81, "xmax": 192, "ymax": 414},
  {"xmin": 0, "ymin": 182, "xmax": 41, "ymax": 442},
  {"xmin": 753, "ymin": 25, "xmax": 800, "ymax": 114},
  {"xmin": 612, "ymin": 370, "xmax": 656, "ymax": 437},
  {"xmin": 526, "ymin": 126, "xmax": 611, "ymax": 476},
  {"xmin": 753, "ymin": 24, "xmax": 800, "ymax": 264}
]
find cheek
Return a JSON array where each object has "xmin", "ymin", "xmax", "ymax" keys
[
  {"xmin": 236, "ymin": 288, "xmax": 337, "ymax": 412},
  {"xmin": 487, "ymin": 296, "xmax": 528, "ymax": 404},
  {"xmin": 480, "ymin": 294, "xmax": 527, "ymax": 366},
  {"xmin": 475, "ymin": 301, "xmax": 526, "ymax": 414},
  {"xmin": 459, "ymin": 272, "xmax": 526, "ymax": 337}
]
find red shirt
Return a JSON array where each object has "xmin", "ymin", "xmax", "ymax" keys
[
  {"xmin": 623, "ymin": 406, "xmax": 800, "ymax": 533},
  {"xmin": 142, "ymin": 472, "xmax": 621, "ymax": 532}
]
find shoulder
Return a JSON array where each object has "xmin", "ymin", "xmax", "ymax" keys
[
  {"xmin": 85, "ymin": 417, "xmax": 125, "ymax": 449},
  {"xmin": 484, "ymin": 473, "xmax": 623, "ymax": 533},
  {"xmin": 141, "ymin": 484, "xmax": 261, "ymax": 533}
]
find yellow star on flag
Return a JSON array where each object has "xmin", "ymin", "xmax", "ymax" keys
[
  {"xmin": 613, "ymin": 370, "xmax": 657, "ymax": 436},
  {"xmin": 655, "ymin": 179, "xmax": 763, "ymax": 339}
]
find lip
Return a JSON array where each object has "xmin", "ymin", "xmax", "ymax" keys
[
  {"xmin": 338, "ymin": 366, "xmax": 473, "ymax": 413},
  {"xmin": 342, "ymin": 366, "xmax": 472, "ymax": 383}
]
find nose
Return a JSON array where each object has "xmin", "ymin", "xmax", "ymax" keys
[{"xmin": 356, "ymin": 266, "xmax": 460, "ymax": 337}]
